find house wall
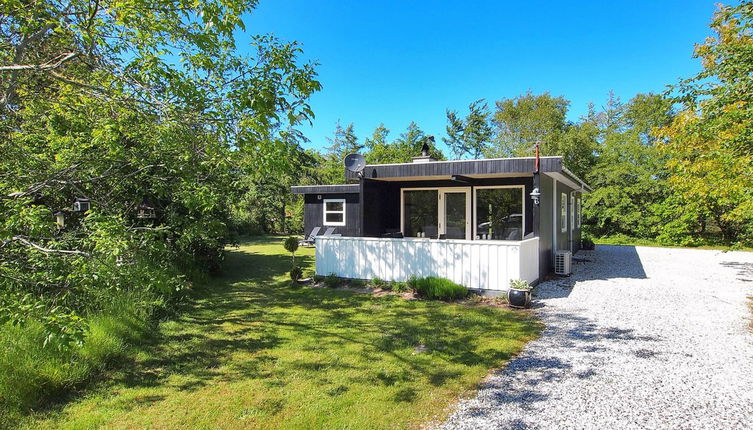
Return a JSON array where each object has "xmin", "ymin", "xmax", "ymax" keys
[
  {"xmin": 303, "ymin": 192, "xmax": 360, "ymax": 237},
  {"xmin": 554, "ymin": 182, "xmax": 582, "ymax": 253},
  {"xmin": 360, "ymin": 177, "xmax": 535, "ymax": 238},
  {"xmin": 362, "ymin": 180, "xmax": 401, "ymax": 236},
  {"xmin": 316, "ymin": 236, "xmax": 540, "ymax": 289},
  {"xmin": 538, "ymin": 174, "xmax": 554, "ymax": 278}
]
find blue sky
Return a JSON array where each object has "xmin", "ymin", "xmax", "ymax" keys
[{"xmin": 243, "ymin": 0, "xmax": 717, "ymax": 153}]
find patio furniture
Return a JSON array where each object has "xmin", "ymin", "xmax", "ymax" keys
[{"xmin": 300, "ymin": 226, "xmax": 321, "ymax": 247}]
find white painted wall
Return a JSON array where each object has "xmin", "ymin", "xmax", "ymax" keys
[{"xmin": 315, "ymin": 236, "xmax": 540, "ymax": 290}]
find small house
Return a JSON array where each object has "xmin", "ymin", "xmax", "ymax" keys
[{"xmin": 292, "ymin": 150, "xmax": 590, "ymax": 291}]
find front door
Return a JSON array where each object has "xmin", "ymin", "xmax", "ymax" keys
[{"xmin": 440, "ymin": 189, "xmax": 471, "ymax": 239}]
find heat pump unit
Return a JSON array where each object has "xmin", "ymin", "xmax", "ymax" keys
[{"xmin": 555, "ymin": 251, "xmax": 572, "ymax": 275}]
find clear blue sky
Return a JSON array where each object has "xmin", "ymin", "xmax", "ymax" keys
[{"xmin": 242, "ymin": 0, "xmax": 717, "ymax": 153}]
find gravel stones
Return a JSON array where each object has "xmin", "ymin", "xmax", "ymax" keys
[{"xmin": 440, "ymin": 245, "xmax": 753, "ymax": 430}]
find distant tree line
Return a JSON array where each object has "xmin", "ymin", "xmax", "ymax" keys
[{"xmin": 250, "ymin": 3, "xmax": 752, "ymax": 248}]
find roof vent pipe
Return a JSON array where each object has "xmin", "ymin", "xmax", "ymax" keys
[{"xmin": 412, "ymin": 136, "xmax": 436, "ymax": 164}]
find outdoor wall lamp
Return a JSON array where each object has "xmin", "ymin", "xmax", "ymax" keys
[{"xmin": 530, "ymin": 187, "xmax": 541, "ymax": 206}]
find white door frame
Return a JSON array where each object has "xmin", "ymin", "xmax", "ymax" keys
[
  {"xmin": 400, "ymin": 187, "xmax": 471, "ymax": 239},
  {"xmin": 439, "ymin": 187, "xmax": 471, "ymax": 240}
]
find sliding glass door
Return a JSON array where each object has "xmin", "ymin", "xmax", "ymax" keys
[
  {"xmin": 402, "ymin": 188, "xmax": 470, "ymax": 239},
  {"xmin": 402, "ymin": 189, "xmax": 438, "ymax": 238},
  {"xmin": 441, "ymin": 189, "xmax": 470, "ymax": 239}
]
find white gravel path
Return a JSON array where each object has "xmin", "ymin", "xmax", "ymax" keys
[{"xmin": 441, "ymin": 245, "xmax": 753, "ymax": 430}]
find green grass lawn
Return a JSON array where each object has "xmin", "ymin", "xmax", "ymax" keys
[{"xmin": 19, "ymin": 236, "xmax": 540, "ymax": 430}]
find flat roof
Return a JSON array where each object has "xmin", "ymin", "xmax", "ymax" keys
[
  {"xmin": 290, "ymin": 184, "xmax": 360, "ymax": 194},
  {"xmin": 344, "ymin": 156, "xmax": 591, "ymax": 191}
]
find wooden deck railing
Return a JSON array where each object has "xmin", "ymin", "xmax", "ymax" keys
[{"xmin": 315, "ymin": 236, "xmax": 539, "ymax": 291}]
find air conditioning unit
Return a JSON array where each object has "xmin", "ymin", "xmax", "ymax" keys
[{"xmin": 555, "ymin": 251, "xmax": 572, "ymax": 275}]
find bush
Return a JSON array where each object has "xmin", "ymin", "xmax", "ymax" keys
[
  {"xmin": 371, "ymin": 277, "xmax": 387, "ymax": 288},
  {"xmin": 389, "ymin": 281, "xmax": 410, "ymax": 293},
  {"xmin": 283, "ymin": 237, "xmax": 299, "ymax": 255},
  {"xmin": 412, "ymin": 277, "xmax": 468, "ymax": 301},
  {"xmin": 323, "ymin": 274, "xmax": 340, "ymax": 289},
  {"xmin": 289, "ymin": 266, "xmax": 303, "ymax": 281}
]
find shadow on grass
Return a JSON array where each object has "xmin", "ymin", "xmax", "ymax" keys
[{"xmin": 41, "ymin": 236, "xmax": 540, "ymax": 423}]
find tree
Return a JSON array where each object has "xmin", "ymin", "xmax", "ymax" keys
[
  {"xmin": 0, "ymin": 0, "xmax": 320, "ymax": 348},
  {"xmin": 658, "ymin": 2, "xmax": 753, "ymax": 246},
  {"xmin": 583, "ymin": 94, "xmax": 674, "ymax": 238},
  {"xmin": 362, "ymin": 122, "xmax": 444, "ymax": 164},
  {"xmin": 489, "ymin": 91, "xmax": 570, "ymax": 158},
  {"xmin": 320, "ymin": 121, "xmax": 361, "ymax": 183},
  {"xmin": 443, "ymin": 99, "xmax": 493, "ymax": 159}
]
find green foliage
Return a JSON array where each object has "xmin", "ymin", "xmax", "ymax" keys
[
  {"xmin": 412, "ymin": 277, "xmax": 468, "ymax": 301},
  {"xmin": 658, "ymin": 2, "xmax": 753, "ymax": 247},
  {"xmin": 283, "ymin": 237, "xmax": 299, "ymax": 254},
  {"xmin": 509, "ymin": 279, "xmax": 532, "ymax": 291},
  {"xmin": 323, "ymin": 274, "xmax": 340, "ymax": 289},
  {"xmin": 371, "ymin": 277, "xmax": 387, "ymax": 288},
  {"xmin": 289, "ymin": 266, "xmax": 303, "ymax": 281},
  {"xmin": 583, "ymin": 93, "xmax": 673, "ymax": 238},
  {"xmin": 389, "ymin": 281, "xmax": 410, "ymax": 293},
  {"xmin": 363, "ymin": 122, "xmax": 445, "ymax": 164},
  {"xmin": 443, "ymin": 99, "xmax": 494, "ymax": 159},
  {"xmin": 20, "ymin": 238, "xmax": 540, "ymax": 429},
  {"xmin": 0, "ymin": 291, "xmax": 151, "ymax": 418}
]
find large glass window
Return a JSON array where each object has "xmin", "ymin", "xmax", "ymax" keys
[
  {"xmin": 403, "ymin": 190, "xmax": 438, "ymax": 238},
  {"xmin": 323, "ymin": 199, "xmax": 346, "ymax": 226},
  {"xmin": 475, "ymin": 187, "xmax": 523, "ymax": 240},
  {"xmin": 560, "ymin": 194, "xmax": 567, "ymax": 232}
]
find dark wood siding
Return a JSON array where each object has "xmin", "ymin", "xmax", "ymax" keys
[
  {"xmin": 303, "ymin": 193, "xmax": 360, "ymax": 238},
  {"xmin": 362, "ymin": 180, "xmax": 400, "ymax": 237},
  {"xmin": 538, "ymin": 174, "xmax": 554, "ymax": 278},
  {"xmin": 359, "ymin": 177, "xmax": 534, "ymax": 238}
]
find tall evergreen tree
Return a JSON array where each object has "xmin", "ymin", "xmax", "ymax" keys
[{"xmin": 443, "ymin": 99, "xmax": 493, "ymax": 159}]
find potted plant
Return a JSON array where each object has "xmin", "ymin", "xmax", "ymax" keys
[{"xmin": 507, "ymin": 279, "xmax": 532, "ymax": 309}]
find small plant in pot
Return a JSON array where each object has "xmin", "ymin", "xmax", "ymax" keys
[{"xmin": 507, "ymin": 279, "xmax": 532, "ymax": 309}]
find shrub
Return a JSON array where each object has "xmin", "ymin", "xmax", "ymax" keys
[
  {"xmin": 509, "ymin": 279, "xmax": 532, "ymax": 291},
  {"xmin": 412, "ymin": 277, "xmax": 468, "ymax": 301},
  {"xmin": 289, "ymin": 266, "xmax": 303, "ymax": 281},
  {"xmin": 371, "ymin": 277, "xmax": 387, "ymax": 289},
  {"xmin": 323, "ymin": 274, "xmax": 340, "ymax": 289},
  {"xmin": 389, "ymin": 281, "xmax": 410, "ymax": 293},
  {"xmin": 349, "ymin": 279, "xmax": 366, "ymax": 288}
]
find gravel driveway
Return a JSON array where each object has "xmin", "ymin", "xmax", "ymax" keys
[{"xmin": 441, "ymin": 245, "xmax": 753, "ymax": 430}]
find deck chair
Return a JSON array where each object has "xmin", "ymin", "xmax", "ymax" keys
[
  {"xmin": 300, "ymin": 226, "xmax": 321, "ymax": 247},
  {"xmin": 312, "ymin": 227, "xmax": 336, "ymax": 245}
]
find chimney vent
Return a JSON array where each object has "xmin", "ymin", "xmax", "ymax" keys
[{"xmin": 412, "ymin": 136, "xmax": 436, "ymax": 164}]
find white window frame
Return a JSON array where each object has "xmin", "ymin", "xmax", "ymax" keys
[
  {"xmin": 473, "ymin": 185, "xmax": 525, "ymax": 241},
  {"xmin": 399, "ymin": 187, "xmax": 471, "ymax": 240},
  {"xmin": 323, "ymin": 198, "xmax": 346, "ymax": 226},
  {"xmin": 560, "ymin": 193, "xmax": 567, "ymax": 233},
  {"xmin": 570, "ymin": 194, "xmax": 575, "ymax": 231}
]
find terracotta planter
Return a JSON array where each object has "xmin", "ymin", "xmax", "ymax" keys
[{"xmin": 507, "ymin": 288, "xmax": 531, "ymax": 309}]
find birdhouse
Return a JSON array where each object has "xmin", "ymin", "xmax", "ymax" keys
[
  {"xmin": 137, "ymin": 198, "xmax": 156, "ymax": 219},
  {"xmin": 73, "ymin": 197, "xmax": 90, "ymax": 212},
  {"xmin": 54, "ymin": 211, "xmax": 66, "ymax": 228}
]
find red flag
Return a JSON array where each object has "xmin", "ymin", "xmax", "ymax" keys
[{"xmin": 534, "ymin": 142, "xmax": 540, "ymax": 173}]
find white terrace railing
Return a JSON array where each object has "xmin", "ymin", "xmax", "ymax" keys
[{"xmin": 315, "ymin": 236, "xmax": 539, "ymax": 291}]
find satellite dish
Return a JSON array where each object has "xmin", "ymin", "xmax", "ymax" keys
[{"xmin": 344, "ymin": 153, "xmax": 366, "ymax": 174}]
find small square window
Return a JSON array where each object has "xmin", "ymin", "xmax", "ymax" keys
[{"xmin": 323, "ymin": 199, "xmax": 346, "ymax": 226}]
